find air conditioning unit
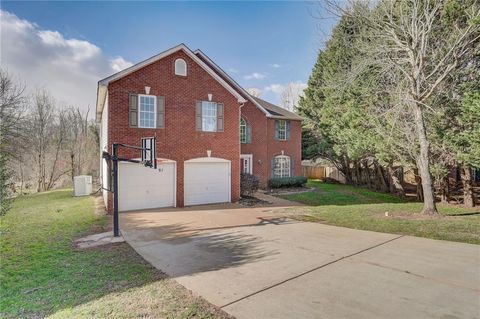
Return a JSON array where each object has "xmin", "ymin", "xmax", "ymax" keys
[{"xmin": 74, "ymin": 175, "xmax": 92, "ymax": 196}]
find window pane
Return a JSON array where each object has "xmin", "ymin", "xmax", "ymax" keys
[
  {"xmin": 139, "ymin": 95, "xmax": 156, "ymax": 128},
  {"xmin": 273, "ymin": 156, "xmax": 290, "ymax": 178},
  {"xmin": 201, "ymin": 101, "xmax": 217, "ymax": 132}
]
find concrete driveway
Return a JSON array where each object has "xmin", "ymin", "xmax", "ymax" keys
[{"xmin": 120, "ymin": 197, "xmax": 480, "ymax": 319}]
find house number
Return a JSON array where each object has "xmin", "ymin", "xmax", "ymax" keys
[{"xmin": 158, "ymin": 168, "xmax": 164, "ymax": 173}]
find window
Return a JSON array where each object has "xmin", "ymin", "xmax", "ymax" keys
[
  {"xmin": 202, "ymin": 101, "xmax": 217, "ymax": 132},
  {"xmin": 273, "ymin": 155, "xmax": 291, "ymax": 178},
  {"xmin": 240, "ymin": 117, "xmax": 247, "ymax": 143},
  {"xmin": 138, "ymin": 95, "xmax": 156, "ymax": 128},
  {"xmin": 175, "ymin": 58, "xmax": 187, "ymax": 76},
  {"xmin": 276, "ymin": 120, "xmax": 287, "ymax": 140}
]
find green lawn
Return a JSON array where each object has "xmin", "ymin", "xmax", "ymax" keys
[
  {"xmin": 0, "ymin": 190, "xmax": 231, "ymax": 319},
  {"xmin": 280, "ymin": 180, "xmax": 480, "ymax": 244}
]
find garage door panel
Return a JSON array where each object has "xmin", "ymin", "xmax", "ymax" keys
[
  {"xmin": 184, "ymin": 161, "xmax": 230, "ymax": 206},
  {"xmin": 118, "ymin": 162, "xmax": 175, "ymax": 211}
]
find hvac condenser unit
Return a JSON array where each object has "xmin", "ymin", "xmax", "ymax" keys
[{"xmin": 74, "ymin": 175, "xmax": 92, "ymax": 196}]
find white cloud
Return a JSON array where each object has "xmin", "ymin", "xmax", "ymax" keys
[
  {"xmin": 0, "ymin": 10, "xmax": 133, "ymax": 115},
  {"xmin": 110, "ymin": 57, "xmax": 133, "ymax": 72},
  {"xmin": 244, "ymin": 72, "xmax": 266, "ymax": 80},
  {"xmin": 269, "ymin": 63, "xmax": 281, "ymax": 68},
  {"xmin": 227, "ymin": 67, "xmax": 238, "ymax": 73},
  {"xmin": 264, "ymin": 83, "xmax": 285, "ymax": 94}
]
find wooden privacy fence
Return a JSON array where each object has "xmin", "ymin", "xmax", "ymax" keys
[{"xmin": 302, "ymin": 165, "xmax": 326, "ymax": 179}]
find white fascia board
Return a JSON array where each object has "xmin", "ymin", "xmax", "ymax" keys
[
  {"xmin": 95, "ymin": 44, "xmax": 247, "ymax": 122},
  {"xmin": 96, "ymin": 85, "xmax": 107, "ymax": 123},
  {"xmin": 193, "ymin": 49, "xmax": 271, "ymax": 117},
  {"xmin": 185, "ymin": 157, "xmax": 231, "ymax": 163}
]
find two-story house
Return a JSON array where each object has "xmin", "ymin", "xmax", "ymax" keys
[{"xmin": 97, "ymin": 44, "xmax": 302, "ymax": 212}]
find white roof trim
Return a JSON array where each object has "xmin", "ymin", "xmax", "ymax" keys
[
  {"xmin": 193, "ymin": 49, "xmax": 272, "ymax": 117},
  {"xmin": 122, "ymin": 157, "xmax": 176, "ymax": 164},
  {"xmin": 185, "ymin": 157, "xmax": 231, "ymax": 163},
  {"xmin": 96, "ymin": 44, "xmax": 247, "ymax": 122}
]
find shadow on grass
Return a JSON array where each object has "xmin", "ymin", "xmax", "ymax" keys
[
  {"xmin": 446, "ymin": 211, "xmax": 480, "ymax": 216},
  {"xmin": 278, "ymin": 180, "xmax": 415, "ymax": 207}
]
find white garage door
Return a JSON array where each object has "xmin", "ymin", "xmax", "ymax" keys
[
  {"xmin": 184, "ymin": 158, "xmax": 231, "ymax": 206},
  {"xmin": 118, "ymin": 160, "xmax": 175, "ymax": 211}
]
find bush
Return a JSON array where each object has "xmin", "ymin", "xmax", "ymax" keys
[
  {"xmin": 268, "ymin": 176, "xmax": 307, "ymax": 189},
  {"xmin": 240, "ymin": 173, "xmax": 260, "ymax": 197}
]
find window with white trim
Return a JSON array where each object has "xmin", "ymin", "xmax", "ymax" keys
[
  {"xmin": 273, "ymin": 155, "xmax": 291, "ymax": 178},
  {"xmin": 138, "ymin": 95, "xmax": 156, "ymax": 128},
  {"xmin": 175, "ymin": 58, "xmax": 187, "ymax": 76},
  {"xmin": 276, "ymin": 120, "xmax": 287, "ymax": 140},
  {"xmin": 202, "ymin": 101, "xmax": 217, "ymax": 132},
  {"xmin": 240, "ymin": 117, "xmax": 247, "ymax": 143}
]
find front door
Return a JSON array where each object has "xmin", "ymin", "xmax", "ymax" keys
[{"xmin": 240, "ymin": 154, "xmax": 253, "ymax": 174}]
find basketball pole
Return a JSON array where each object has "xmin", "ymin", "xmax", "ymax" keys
[
  {"xmin": 112, "ymin": 143, "xmax": 120, "ymax": 237},
  {"xmin": 102, "ymin": 137, "xmax": 156, "ymax": 238}
]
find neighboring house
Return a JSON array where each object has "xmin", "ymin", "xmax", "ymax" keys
[{"xmin": 97, "ymin": 44, "xmax": 302, "ymax": 212}]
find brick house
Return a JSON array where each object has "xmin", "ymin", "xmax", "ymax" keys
[{"xmin": 97, "ymin": 44, "xmax": 302, "ymax": 212}]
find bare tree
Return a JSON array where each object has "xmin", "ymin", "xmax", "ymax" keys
[
  {"xmin": 246, "ymin": 87, "xmax": 262, "ymax": 97},
  {"xmin": 280, "ymin": 82, "xmax": 307, "ymax": 111},
  {"xmin": 64, "ymin": 107, "xmax": 91, "ymax": 180},
  {"xmin": 321, "ymin": 0, "xmax": 479, "ymax": 213},
  {"xmin": 0, "ymin": 69, "xmax": 26, "ymax": 214},
  {"xmin": 28, "ymin": 90, "xmax": 56, "ymax": 192},
  {"xmin": 0, "ymin": 69, "xmax": 26, "ymax": 157}
]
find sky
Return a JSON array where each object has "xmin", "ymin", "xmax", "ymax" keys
[{"xmin": 0, "ymin": 1, "xmax": 338, "ymax": 116}]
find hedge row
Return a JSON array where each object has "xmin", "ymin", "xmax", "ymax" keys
[{"xmin": 268, "ymin": 176, "xmax": 307, "ymax": 189}]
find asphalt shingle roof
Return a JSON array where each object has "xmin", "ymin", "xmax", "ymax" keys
[{"xmin": 250, "ymin": 96, "xmax": 303, "ymax": 121}]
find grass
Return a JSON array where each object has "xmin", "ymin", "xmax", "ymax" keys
[
  {"xmin": 0, "ymin": 189, "xmax": 231, "ymax": 319},
  {"xmin": 280, "ymin": 180, "xmax": 480, "ymax": 244}
]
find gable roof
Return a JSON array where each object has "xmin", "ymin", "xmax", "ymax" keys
[
  {"xmin": 96, "ymin": 43, "xmax": 303, "ymax": 122},
  {"xmin": 96, "ymin": 43, "xmax": 247, "ymax": 121},
  {"xmin": 194, "ymin": 49, "xmax": 303, "ymax": 121}
]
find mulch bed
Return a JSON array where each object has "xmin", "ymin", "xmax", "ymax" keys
[{"xmin": 238, "ymin": 196, "xmax": 271, "ymax": 206}]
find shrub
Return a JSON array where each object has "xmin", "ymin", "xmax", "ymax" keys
[
  {"xmin": 240, "ymin": 173, "xmax": 260, "ymax": 197},
  {"xmin": 268, "ymin": 176, "xmax": 307, "ymax": 189}
]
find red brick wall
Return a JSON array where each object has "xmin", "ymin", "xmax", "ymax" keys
[
  {"xmin": 106, "ymin": 50, "xmax": 240, "ymax": 211},
  {"xmin": 240, "ymin": 101, "xmax": 268, "ymax": 187},
  {"xmin": 266, "ymin": 118, "xmax": 302, "ymax": 180},
  {"xmin": 241, "ymin": 102, "xmax": 302, "ymax": 188}
]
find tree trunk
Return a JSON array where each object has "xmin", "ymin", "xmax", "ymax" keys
[
  {"xmin": 365, "ymin": 162, "xmax": 372, "ymax": 189},
  {"xmin": 413, "ymin": 104, "xmax": 438, "ymax": 214},
  {"xmin": 387, "ymin": 165, "xmax": 405, "ymax": 198},
  {"xmin": 374, "ymin": 161, "xmax": 389, "ymax": 192},
  {"xmin": 19, "ymin": 162, "xmax": 24, "ymax": 195},
  {"xmin": 71, "ymin": 153, "xmax": 75, "ymax": 183},
  {"xmin": 461, "ymin": 166, "xmax": 475, "ymax": 207},
  {"xmin": 440, "ymin": 175, "xmax": 449, "ymax": 203},
  {"xmin": 343, "ymin": 157, "xmax": 353, "ymax": 184},
  {"xmin": 353, "ymin": 161, "xmax": 360, "ymax": 185},
  {"xmin": 414, "ymin": 170, "xmax": 423, "ymax": 202}
]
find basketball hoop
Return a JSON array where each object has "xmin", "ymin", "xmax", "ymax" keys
[
  {"xmin": 102, "ymin": 136, "xmax": 158, "ymax": 237},
  {"xmin": 141, "ymin": 137, "xmax": 157, "ymax": 169}
]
